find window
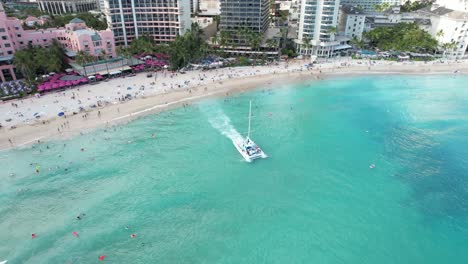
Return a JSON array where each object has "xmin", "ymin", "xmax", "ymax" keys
[
  {"xmin": 5, "ymin": 43, "xmax": 11, "ymax": 47},
  {"xmin": 1, "ymin": 36, "xmax": 7, "ymax": 40},
  {"xmin": 7, "ymin": 51, "xmax": 13, "ymax": 55},
  {"xmin": 0, "ymin": 28, "xmax": 5, "ymax": 32},
  {"xmin": 17, "ymin": 34, "xmax": 21, "ymax": 37},
  {"xmin": 19, "ymin": 41, "xmax": 23, "ymax": 45}
]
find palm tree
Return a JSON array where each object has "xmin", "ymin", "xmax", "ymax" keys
[
  {"xmin": 248, "ymin": 32, "xmax": 262, "ymax": 64},
  {"xmin": 441, "ymin": 41, "xmax": 457, "ymax": 58},
  {"xmin": 219, "ymin": 30, "xmax": 230, "ymax": 47},
  {"xmin": 436, "ymin": 29, "xmax": 444, "ymax": 39},
  {"xmin": 34, "ymin": 47, "xmax": 48, "ymax": 75},
  {"xmin": 327, "ymin": 26, "xmax": 338, "ymax": 36},
  {"xmin": 211, "ymin": 34, "xmax": 219, "ymax": 46},
  {"xmin": 301, "ymin": 36, "xmax": 312, "ymax": 55},
  {"xmin": 436, "ymin": 30, "xmax": 444, "ymax": 55},
  {"xmin": 75, "ymin": 50, "xmax": 91, "ymax": 77},
  {"xmin": 266, "ymin": 38, "xmax": 278, "ymax": 50},
  {"xmin": 350, "ymin": 36, "xmax": 364, "ymax": 49},
  {"xmin": 117, "ymin": 46, "xmax": 134, "ymax": 69},
  {"xmin": 47, "ymin": 39, "xmax": 65, "ymax": 72},
  {"xmin": 13, "ymin": 49, "xmax": 35, "ymax": 84},
  {"xmin": 213, "ymin": 15, "xmax": 220, "ymax": 31},
  {"xmin": 373, "ymin": 3, "xmax": 390, "ymax": 13},
  {"xmin": 100, "ymin": 49, "xmax": 110, "ymax": 75}
]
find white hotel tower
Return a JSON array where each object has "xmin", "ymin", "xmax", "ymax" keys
[{"xmin": 296, "ymin": 0, "xmax": 350, "ymax": 57}]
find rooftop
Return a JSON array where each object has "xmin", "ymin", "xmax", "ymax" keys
[
  {"xmin": 341, "ymin": 5, "xmax": 365, "ymax": 15},
  {"xmin": 74, "ymin": 29, "xmax": 102, "ymax": 41},
  {"xmin": 419, "ymin": 6, "xmax": 468, "ymax": 20}
]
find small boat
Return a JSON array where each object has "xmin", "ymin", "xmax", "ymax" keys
[{"xmin": 233, "ymin": 100, "xmax": 267, "ymax": 162}]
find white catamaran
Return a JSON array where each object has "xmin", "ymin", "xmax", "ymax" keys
[{"xmin": 233, "ymin": 100, "xmax": 267, "ymax": 162}]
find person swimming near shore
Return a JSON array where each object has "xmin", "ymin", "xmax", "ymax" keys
[{"xmin": 76, "ymin": 213, "xmax": 86, "ymax": 220}]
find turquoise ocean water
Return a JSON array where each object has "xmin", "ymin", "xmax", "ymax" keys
[{"xmin": 1, "ymin": 75, "xmax": 468, "ymax": 263}]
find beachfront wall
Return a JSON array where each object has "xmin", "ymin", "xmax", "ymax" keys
[{"xmin": 0, "ymin": 3, "xmax": 116, "ymax": 81}]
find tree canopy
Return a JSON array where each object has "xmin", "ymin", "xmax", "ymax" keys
[
  {"xmin": 22, "ymin": 13, "xmax": 107, "ymax": 30},
  {"xmin": 169, "ymin": 23, "xmax": 208, "ymax": 70},
  {"xmin": 13, "ymin": 39, "xmax": 65, "ymax": 83},
  {"xmin": 363, "ymin": 23, "xmax": 438, "ymax": 52},
  {"xmin": 400, "ymin": 0, "xmax": 434, "ymax": 12}
]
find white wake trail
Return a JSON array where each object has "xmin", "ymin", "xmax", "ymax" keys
[{"xmin": 202, "ymin": 104, "xmax": 244, "ymax": 143}]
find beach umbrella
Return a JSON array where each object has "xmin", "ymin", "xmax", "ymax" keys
[{"xmin": 58, "ymin": 112, "xmax": 65, "ymax": 117}]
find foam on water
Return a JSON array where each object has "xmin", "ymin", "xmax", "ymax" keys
[{"xmin": 201, "ymin": 103, "xmax": 244, "ymax": 143}]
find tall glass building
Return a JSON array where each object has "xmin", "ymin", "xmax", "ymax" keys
[{"xmin": 103, "ymin": 0, "xmax": 191, "ymax": 46}]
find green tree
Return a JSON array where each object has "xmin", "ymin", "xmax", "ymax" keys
[
  {"xmin": 350, "ymin": 36, "xmax": 364, "ymax": 49},
  {"xmin": 363, "ymin": 22, "xmax": 437, "ymax": 52},
  {"xmin": 100, "ymin": 49, "xmax": 110, "ymax": 75},
  {"xmin": 75, "ymin": 50, "xmax": 89, "ymax": 77},
  {"xmin": 248, "ymin": 32, "xmax": 262, "ymax": 63},
  {"xmin": 219, "ymin": 30, "xmax": 230, "ymax": 47},
  {"xmin": 213, "ymin": 15, "xmax": 220, "ymax": 30},
  {"xmin": 34, "ymin": 47, "xmax": 48, "ymax": 74},
  {"xmin": 168, "ymin": 23, "xmax": 207, "ymax": 70},
  {"xmin": 46, "ymin": 39, "xmax": 65, "ymax": 73},
  {"xmin": 13, "ymin": 49, "xmax": 36, "ymax": 84},
  {"xmin": 401, "ymin": 0, "xmax": 434, "ymax": 12},
  {"xmin": 301, "ymin": 36, "xmax": 312, "ymax": 55},
  {"xmin": 374, "ymin": 3, "xmax": 391, "ymax": 12}
]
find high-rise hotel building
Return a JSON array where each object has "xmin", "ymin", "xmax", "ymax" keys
[
  {"xmin": 219, "ymin": 0, "xmax": 270, "ymax": 45},
  {"xmin": 102, "ymin": 0, "xmax": 191, "ymax": 46},
  {"xmin": 297, "ymin": 0, "xmax": 345, "ymax": 57}
]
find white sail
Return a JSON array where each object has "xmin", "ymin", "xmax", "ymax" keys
[{"xmin": 233, "ymin": 100, "xmax": 267, "ymax": 162}]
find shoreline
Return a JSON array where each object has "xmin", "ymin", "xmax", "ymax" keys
[{"xmin": 1, "ymin": 60, "xmax": 467, "ymax": 151}]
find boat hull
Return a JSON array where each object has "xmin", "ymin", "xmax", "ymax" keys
[{"xmin": 233, "ymin": 139, "xmax": 267, "ymax": 162}]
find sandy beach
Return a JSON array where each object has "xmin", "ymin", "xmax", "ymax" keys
[{"xmin": 1, "ymin": 58, "xmax": 467, "ymax": 151}]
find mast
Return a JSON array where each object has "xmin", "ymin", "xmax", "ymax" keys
[{"xmin": 247, "ymin": 100, "xmax": 252, "ymax": 138}]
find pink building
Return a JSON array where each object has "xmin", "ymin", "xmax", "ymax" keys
[{"xmin": 0, "ymin": 3, "xmax": 116, "ymax": 82}]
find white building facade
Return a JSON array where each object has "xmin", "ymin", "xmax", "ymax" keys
[
  {"xmin": 435, "ymin": 0, "xmax": 468, "ymax": 12},
  {"xmin": 418, "ymin": 6, "xmax": 468, "ymax": 59},
  {"xmin": 339, "ymin": 5, "xmax": 366, "ymax": 40},
  {"xmin": 199, "ymin": 0, "xmax": 221, "ymax": 16},
  {"xmin": 296, "ymin": 0, "xmax": 350, "ymax": 57}
]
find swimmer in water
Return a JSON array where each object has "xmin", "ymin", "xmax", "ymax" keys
[
  {"xmin": 130, "ymin": 234, "xmax": 136, "ymax": 238},
  {"xmin": 80, "ymin": 148, "xmax": 85, "ymax": 151},
  {"xmin": 76, "ymin": 213, "xmax": 86, "ymax": 220}
]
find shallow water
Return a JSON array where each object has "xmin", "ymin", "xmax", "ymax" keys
[{"xmin": 1, "ymin": 75, "xmax": 468, "ymax": 263}]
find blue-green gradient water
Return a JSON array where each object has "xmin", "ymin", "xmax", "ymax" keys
[{"xmin": 1, "ymin": 75, "xmax": 468, "ymax": 263}]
